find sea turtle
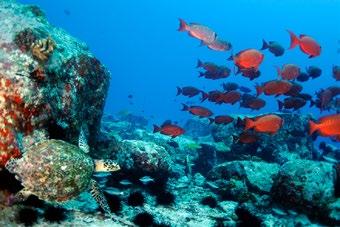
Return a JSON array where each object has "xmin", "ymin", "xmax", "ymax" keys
[{"xmin": 5, "ymin": 130, "xmax": 120, "ymax": 218}]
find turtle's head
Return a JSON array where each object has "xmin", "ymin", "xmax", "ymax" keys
[{"xmin": 94, "ymin": 159, "xmax": 120, "ymax": 172}]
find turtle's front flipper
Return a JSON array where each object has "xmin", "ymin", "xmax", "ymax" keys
[
  {"xmin": 89, "ymin": 180, "xmax": 134, "ymax": 226},
  {"xmin": 89, "ymin": 179, "xmax": 112, "ymax": 215}
]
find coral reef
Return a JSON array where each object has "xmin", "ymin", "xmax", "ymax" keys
[{"xmin": 0, "ymin": 0, "xmax": 110, "ymax": 168}]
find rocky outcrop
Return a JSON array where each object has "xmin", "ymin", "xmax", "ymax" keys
[
  {"xmin": 0, "ymin": 0, "xmax": 109, "ymax": 167},
  {"xmin": 115, "ymin": 140, "xmax": 174, "ymax": 176},
  {"xmin": 271, "ymin": 160, "xmax": 336, "ymax": 215}
]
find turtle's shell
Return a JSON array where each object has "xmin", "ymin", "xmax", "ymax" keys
[{"xmin": 10, "ymin": 139, "xmax": 94, "ymax": 202}]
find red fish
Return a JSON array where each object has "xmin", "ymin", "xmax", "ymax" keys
[
  {"xmin": 199, "ymin": 67, "xmax": 231, "ymax": 80},
  {"xmin": 256, "ymin": 80, "xmax": 292, "ymax": 96},
  {"xmin": 153, "ymin": 121, "xmax": 185, "ymax": 138},
  {"xmin": 309, "ymin": 114, "xmax": 340, "ymax": 137},
  {"xmin": 277, "ymin": 64, "xmax": 300, "ymax": 80},
  {"xmin": 244, "ymin": 114, "xmax": 283, "ymax": 135},
  {"xmin": 229, "ymin": 49, "xmax": 264, "ymax": 71},
  {"xmin": 209, "ymin": 115, "xmax": 234, "ymax": 125},
  {"xmin": 181, "ymin": 104, "xmax": 213, "ymax": 118},
  {"xmin": 285, "ymin": 82, "xmax": 303, "ymax": 97},
  {"xmin": 178, "ymin": 19, "xmax": 217, "ymax": 45},
  {"xmin": 215, "ymin": 91, "xmax": 241, "ymax": 105},
  {"xmin": 287, "ymin": 30, "xmax": 321, "ymax": 58}
]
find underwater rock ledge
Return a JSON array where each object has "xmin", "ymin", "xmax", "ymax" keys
[{"xmin": 0, "ymin": 0, "xmax": 110, "ymax": 167}]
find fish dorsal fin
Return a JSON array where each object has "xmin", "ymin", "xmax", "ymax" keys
[
  {"xmin": 299, "ymin": 34, "xmax": 307, "ymax": 38},
  {"xmin": 162, "ymin": 120, "xmax": 172, "ymax": 127},
  {"xmin": 78, "ymin": 125, "xmax": 89, "ymax": 153}
]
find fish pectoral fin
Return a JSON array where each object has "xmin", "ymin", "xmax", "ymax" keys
[{"xmin": 89, "ymin": 179, "xmax": 112, "ymax": 216}]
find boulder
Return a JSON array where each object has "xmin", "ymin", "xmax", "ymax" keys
[
  {"xmin": 272, "ymin": 160, "xmax": 336, "ymax": 215},
  {"xmin": 115, "ymin": 140, "xmax": 174, "ymax": 176},
  {"xmin": 208, "ymin": 161, "xmax": 280, "ymax": 194},
  {"xmin": 0, "ymin": 0, "xmax": 109, "ymax": 167}
]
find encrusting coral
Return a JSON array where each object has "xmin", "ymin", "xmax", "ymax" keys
[{"xmin": 30, "ymin": 36, "xmax": 55, "ymax": 62}]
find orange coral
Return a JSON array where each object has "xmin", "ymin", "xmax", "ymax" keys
[{"xmin": 31, "ymin": 36, "xmax": 55, "ymax": 62}]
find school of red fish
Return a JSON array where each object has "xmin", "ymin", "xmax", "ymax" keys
[{"xmin": 153, "ymin": 18, "xmax": 340, "ymax": 144}]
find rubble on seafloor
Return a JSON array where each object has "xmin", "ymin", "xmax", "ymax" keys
[{"xmin": 1, "ymin": 0, "xmax": 340, "ymax": 226}]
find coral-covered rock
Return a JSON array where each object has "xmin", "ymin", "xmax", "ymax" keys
[
  {"xmin": 0, "ymin": 0, "xmax": 110, "ymax": 167},
  {"xmin": 116, "ymin": 140, "xmax": 173, "ymax": 176},
  {"xmin": 208, "ymin": 161, "xmax": 279, "ymax": 194},
  {"xmin": 271, "ymin": 160, "xmax": 336, "ymax": 214},
  {"xmin": 183, "ymin": 118, "xmax": 212, "ymax": 138}
]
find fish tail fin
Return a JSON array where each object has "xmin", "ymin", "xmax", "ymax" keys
[
  {"xmin": 208, "ymin": 118, "xmax": 214, "ymax": 124},
  {"xmin": 153, "ymin": 125, "xmax": 161, "ymax": 133},
  {"xmin": 309, "ymin": 120, "xmax": 319, "ymax": 135},
  {"xmin": 196, "ymin": 59, "xmax": 203, "ymax": 68},
  {"xmin": 275, "ymin": 65, "xmax": 281, "ymax": 77},
  {"xmin": 198, "ymin": 72, "xmax": 205, "ymax": 77},
  {"xmin": 309, "ymin": 99, "xmax": 315, "ymax": 107},
  {"xmin": 227, "ymin": 54, "xmax": 233, "ymax": 61},
  {"xmin": 178, "ymin": 18, "xmax": 188, "ymax": 32},
  {"xmin": 181, "ymin": 103, "xmax": 189, "ymax": 111},
  {"xmin": 244, "ymin": 117, "xmax": 254, "ymax": 130},
  {"xmin": 287, "ymin": 30, "xmax": 299, "ymax": 49},
  {"xmin": 255, "ymin": 85, "xmax": 263, "ymax": 96},
  {"xmin": 278, "ymin": 100, "xmax": 283, "ymax": 111},
  {"xmin": 176, "ymin": 87, "xmax": 182, "ymax": 96},
  {"xmin": 261, "ymin": 39, "xmax": 268, "ymax": 50},
  {"xmin": 236, "ymin": 117, "xmax": 245, "ymax": 128},
  {"xmin": 201, "ymin": 92, "xmax": 208, "ymax": 102}
]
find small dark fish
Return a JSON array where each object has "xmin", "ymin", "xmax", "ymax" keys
[
  {"xmin": 237, "ymin": 67, "xmax": 261, "ymax": 80},
  {"xmin": 333, "ymin": 65, "xmax": 340, "ymax": 81},
  {"xmin": 181, "ymin": 104, "xmax": 213, "ymax": 118},
  {"xmin": 278, "ymin": 97, "xmax": 307, "ymax": 111},
  {"xmin": 177, "ymin": 86, "xmax": 203, "ymax": 98},
  {"xmin": 306, "ymin": 66, "xmax": 322, "ymax": 79},
  {"xmin": 128, "ymin": 94, "xmax": 133, "ymax": 99},
  {"xmin": 199, "ymin": 67, "xmax": 231, "ymax": 80},
  {"xmin": 153, "ymin": 121, "xmax": 185, "ymax": 138},
  {"xmin": 241, "ymin": 94, "xmax": 266, "ymax": 110},
  {"xmin": 209, "ymin": 115, "xmax": 234, "ymax": 125},
  {"xmin": 201, "ymin": 90, "xmax": 223, "ymax": 103},
  {"xmin": 234, "ymin": 131, "xmax": 259, "ymax": 144},
  {"xmin": 285, "ymin": 82, "xmax": 303, "ymax": 97},
  {"xmin": 64, "ymin": 9, "xmax": 71, "ymax": 16},
  {"xmin": 297, "ymin": 72, "xmax": 310, "ymax": 82},
  {"xmin": 167, "ymin": 140, "xmax": 179, "ymax": 148},
  {"xmin": 238, "ymin": 86, "xmax": 252, "ymax": 93},
  {"xmin": 222, "ymin": 82, "xmax": 238, "ymax": 91},
  {"xmin": 261, "ymin": 39, "xmax": 284, "ymax": 57},
  {"xmin": 197, "ymin": 59, "xmax": 219, "ymax": 72}
]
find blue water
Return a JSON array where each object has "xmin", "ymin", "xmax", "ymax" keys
[{"xmin": 19, "ymin": 0, "xmax": 340, "ymax": 127}]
